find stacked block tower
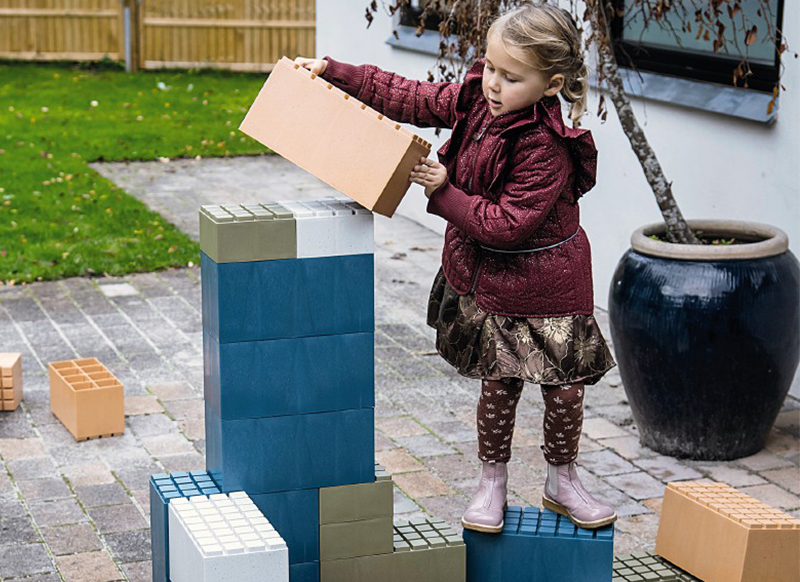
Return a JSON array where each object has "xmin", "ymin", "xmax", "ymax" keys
[{"xmin": 195, "ymin": 197, "xmax": 465, "ymax": 582}]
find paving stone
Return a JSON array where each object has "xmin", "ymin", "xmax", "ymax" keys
[
  {"xmin": 419, "ymin": 494, "xmax": 467, "ymax": 529},
  {"xmin": 579, "ymin": 450, "xmax": 638, "ymax": 476},
  {"xmin": 124, "ymin": 395, "xmax": 163, "ymax": 416},
  {"xmin": 87, "ymin": 503, "xmax": 147, "ymax": 534},
  {"xmin": 41, "ymin": 523, "xmax": 104, "ymax": 555},
  {"xmin": 121, "ymin": 560, "xmax": 151, "ymax": 582},
  {"xmin": 737, "ymin": 449, "xmax": 795, "ymax": 471},
  {"xmin": 0, "ymin": 438, "xmax": 47, "ymax": 461},
  {"xmin": 739, "ymin": 483, "xmax": 800, "ymax": 510},
  {"xmin": 149, "ymin": 381, "xmax": 196, "ymax": 401},
  {"xmin": 6, "ymin": 458, "xmax": 58, "ymax": 480},
  {"xmin": 99, "ymin": 283, "xmax": 139, "ymax": 298},
  {"xmin": 0, "ymin": 517, "xmax": 41, "ymax": 544},
  {"xmin": 104, "ymin": 529, "xmax": 151, "ymax": 563},
  {"xmin": 75, "ymin": 482, "xmax": 129, "ymax": 508},
  {"xmin": 28, "ymin": 498, "xmax": 86, "ymax": 527},
  {"xmin": 775, "ymin": 409, "xmax": 800, "ymax": 438},
  {"xmin": 597, "ymin": 435, "xmax": 651, "ymax": 460},
  {"xmin": 177, "ymin": 417, "xmax": 205, "ymax": 442},
  {"xmin": 633, "ymin": 456, "xmax": 703, "ymax": 482},
  {"xmin": 376, "ymin": 416, "xmax": 428, "ymax": 438},
  {"xmin": 55, "ymin": 550, "xmax": 123, "ymax": 582},
  {"xmin": 0, "ymin": 499, "xmax": 28, "ymax": 519},
  {"xmin": 393, "ymin": 470, "xmax": 454, "ymax": 499},
  {"xmin": 61, "ymin": 463, "xmax": 116, "ymax": 488},
  {"xmin": 394, "ymin": 434, "xmax": 456, "ymax": 457},
  {"xmin": 580, "ymin": 417, "xmax": 630, "ymax": 440},
  {"xmin": 761, "ymin": 466, "xmax": 800, "ymax": 494},
  {"xmin": 126, "ymin": 413, "xmax": 178, "ymax": 438},
  {"xmin": 159, "ymin": 398, "xmax": 203, "ymax": 420},
  {"xmin": 0, "ymin": 543, "xmax": 55, "ymax": 578},
  {"xmin": 605, "ymin": 471, "xmax": 666, "ymax": 501},
  {"xmin": 375, "ymin": 448, "xmax": 424, "ymax": 474},
  {"xmin": 17, "ymin": 478, "xmax": 72, "ymax": 502}
]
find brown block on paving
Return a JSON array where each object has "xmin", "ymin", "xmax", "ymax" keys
[
  {"xmin": 655, "ymin": 480, "xmax": 800, "ymax": 582},
  {"xmin": 48, "ymin": 358, "xmax": 124, "ymax": 441},
  {"xmin": 240, "ymin": 57, "xmax": 432, "ymax": 218},
  {"xmin": 0, "ymin": 353, "xmax": 23, "ymax": 411}
]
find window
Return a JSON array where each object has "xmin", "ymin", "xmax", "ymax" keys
[
  {"xmin": 399, "ymin": 0, "xmax": 444, "ymax": 32},
  {"xmin": 611, "ymin": 0, "xmax": 785, "ymax": 92}
]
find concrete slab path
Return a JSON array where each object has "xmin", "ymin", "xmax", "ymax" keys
[{"xmin": 0, "ymin": 155, "xmax": 793, "ymax": 581}]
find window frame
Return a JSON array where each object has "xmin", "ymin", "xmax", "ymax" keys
[{"xmin": 610, "ymin": 0, "xmax": 785, "ymax": 93}]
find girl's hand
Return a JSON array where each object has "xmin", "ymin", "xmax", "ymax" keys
[
  {"xmin": 293, "ymin": 56, "xmax": 328, "ymax": 76},
  {"xmin": 410, "ymin": 157, "xmax": 448, "ymax": 199}
]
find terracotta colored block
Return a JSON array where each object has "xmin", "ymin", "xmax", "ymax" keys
[
  {"xmin": 48, "ymin": 358, "xmax": 125, "ymax": 441},
  {"xmin": 656, "ymin": 480, "xmax": 800, "ymax": 582},
  {"xmin": 240, "ymin": 57, "xmax": 432, "ymax": 218},
  {"xmin": 0, "ymin": 353, "xmax": 23, "ymax": 411}
]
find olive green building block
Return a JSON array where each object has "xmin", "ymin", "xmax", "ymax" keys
[
  {"xmin": 320, "ymin": 518, "xmax": 465, "ymax": 582},
  {"xmin": 320, "ymin": 516, "xmax": 394, "ymax": 561},
  {"xmin": 613, "ymin": 552, "xmax": 700, "ymax": 582},
  {"xmin": 319, "ymin": 463, "xmax": 393, "ymax": 524},
  {"xmin": 199, "ymin": 203, "xmax": 296, "ymax": 263}
]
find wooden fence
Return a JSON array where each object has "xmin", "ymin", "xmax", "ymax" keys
[
  {"xmin": 0, "ymin": 0, "xmax": 123, "ymax": 62},
  {"xmin": 0, "ymin": 0, "xmax": 315, "ymax": 72}
]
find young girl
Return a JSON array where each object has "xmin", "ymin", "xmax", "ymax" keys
[{"xmin": 297, "ymin": 1, "xmax": 617, "ymax": 533}]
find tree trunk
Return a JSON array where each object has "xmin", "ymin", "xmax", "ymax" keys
[{"xmin": 592, "ymin": 2, "xmax": 700, "ymax": 245}]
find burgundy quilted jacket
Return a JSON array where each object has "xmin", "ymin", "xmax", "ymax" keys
[{"xmin": 322, "ymin": 57, "xmax": 598, "ymax": 317}]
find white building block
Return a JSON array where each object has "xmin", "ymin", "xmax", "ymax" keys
[{"xmin": 169, "ymin": 493, "xmax": 288, "ymax": 582}]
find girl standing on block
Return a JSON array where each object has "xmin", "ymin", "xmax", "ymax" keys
[{"xmin": 297, "ymin": 1, "xmax": 617, "ymax": 533}]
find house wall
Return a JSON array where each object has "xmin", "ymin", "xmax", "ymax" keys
[{"xmin": 316, "ymin": 0, "xmax": 800, "ymax": 396}]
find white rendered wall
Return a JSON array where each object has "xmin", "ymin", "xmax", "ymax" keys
[{"xmin": 316, "ymin": 1, "xmax": 800, "ymax": 396}]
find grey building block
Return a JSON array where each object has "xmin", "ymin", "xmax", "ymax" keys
[
  {"xmin": 319, "ymin": 468, "xmax": 393, "ymax": 524},
  {"xmin": 320, "ymin": 516, "xmax": 394, "ymax": 561},
  {"xmin": 199, "ymin": 203, "xmax": 296, "ymax": 263},
  {"xmin": 321, "ymin": 519, "xmax": 465, "ymax": 582}
]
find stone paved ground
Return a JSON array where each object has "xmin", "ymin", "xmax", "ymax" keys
[{"xmin": 0, "ymin": 155, "xmax": 795, "ymax": 581}]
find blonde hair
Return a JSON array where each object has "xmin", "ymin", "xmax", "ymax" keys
[{"xmin": 488, "ymin": 2, "xmax": 589, "ymax": 125}]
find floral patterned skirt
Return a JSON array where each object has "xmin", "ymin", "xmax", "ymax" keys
[{"xmin": 426, "ymin": 269, "xmax": 616, "ymax": 386}]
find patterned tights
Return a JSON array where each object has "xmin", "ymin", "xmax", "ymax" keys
[{"xmin": 477, "ymin": 378, "xmax": 584, "ymax": 465}]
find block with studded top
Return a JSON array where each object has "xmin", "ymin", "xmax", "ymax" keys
[
  {"xmin": 463, "ymin": 506, "xmax": 614, "ymax": 582},
  {"xmin": 320, "ymin": 518, "xmax": 465, "ymax": 582},
  {"xmin": 613, "ymin": 552, "xmax": 700, "ymax": 582},
  {"xmin": 239, "ymin": 57, "xmax": 432, "ymax": 217},
  {"xmin": 656, "ymin": 481, "xmax": 800, "ymax": 582},
  {"xmin": 48, "ymin": 358, "xmax": 124, "ymax": 441},
  {"xmin": 169, "ymin": 492, "xmax": 289, "ymax": 582},
  {"xmin": 199, "ymin": 202, "xmax": 296, "ymax": 264},
  {"xmin": 150, "ymin": 471, "xmax": 223, "ymax": 582},
  {"xmin": 0, "ymin": 353, "xmax": 22, "ymax": 411}
]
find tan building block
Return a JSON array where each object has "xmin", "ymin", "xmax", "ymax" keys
[
  {"xmin": 0, "ymin": 353, "xmax": 23, "ymax": 411},
  {"xmin": 240, "ymin": 57, "xmax": 431, "ymax": 218},
  {"xmin": 656, "ymin": 480, "xmax": 800, "ymax": 582},
  {"xmin": 48, "ymin": 358, "xmax": 125, "ymax": 441}
]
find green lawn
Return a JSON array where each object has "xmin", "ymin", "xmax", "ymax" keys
[{"xmin": 0, "ymin": 61, "xmax": 269, "ymax": 284}]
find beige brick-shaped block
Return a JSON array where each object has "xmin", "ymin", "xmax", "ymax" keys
[
  {"xmin": 0, "ymin": 353, "xmax": 23, "ymax": 411},
  {"xmin": 656, "ymin": 481, "xmax": 800, "ymax": 582},
  {"xmin": 49, "ymin": 358, "xmax": 124, "ymax": 441},
  {"xmin": 240, "ymin": 57, "xmax": 431, "ymax": 218}
]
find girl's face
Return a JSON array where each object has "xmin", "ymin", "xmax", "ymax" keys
[{"xmin": 482, "ymin": 33, "xmax": 564, "ymax": 117}]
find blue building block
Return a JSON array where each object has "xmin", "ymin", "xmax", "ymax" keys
[
  {"xmin": 290, "ymin": 561, "xmax": 320, "ymax": 582},
  {"xmin": 204, "ymin": 329, "xmax": 374, "ymax": 420},
  {"xmin": 149, "ymin": 471, "xmax": 221, "ymax": 582},
  {"xmin": 201, "ymin": 252, "xmax": 374, "ymax": 344},
  {"xmin": 206, "ymin": 405, "xmax": 374, "ymax": 494},
  {"xmin": 463, "ymin": 507, "xmax": 614, "ymax": 582},
  {"xmin": 246, "ymin": 488, "xmax": 320, "ymax": 565}
]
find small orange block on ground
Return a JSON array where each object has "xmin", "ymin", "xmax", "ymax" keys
[
  {"xmin": 656, "ymin": 480, "xmax": 800, "ymax": 582},
  {"xmin": 0, "ymin": 353, "xmax": 23, "ymax": 411},
  {"xmin": 240, "ymin": 56, "xmax": 432, "ymax": 218},
  {"xmin": 48, "ymin": 358, "xmax": 124, "ymax": 441}
]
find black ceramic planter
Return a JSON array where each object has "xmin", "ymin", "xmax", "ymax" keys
[{"xmin": 609, "ymin": 221, "xmax": 800, "ymax": 460}]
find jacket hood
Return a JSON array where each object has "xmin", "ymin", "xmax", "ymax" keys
[{"xmin": 460, "ymin": 59, "xmax": 598, "ymax": 201}]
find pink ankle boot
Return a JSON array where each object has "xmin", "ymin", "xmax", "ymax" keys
[
  {"xmin": 542, "ymin": 462, "xmax": 617, "ymax": 529},
  {"xmin": 461, "ymin": 461, "xmax": 508, "ymax": 534}
]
